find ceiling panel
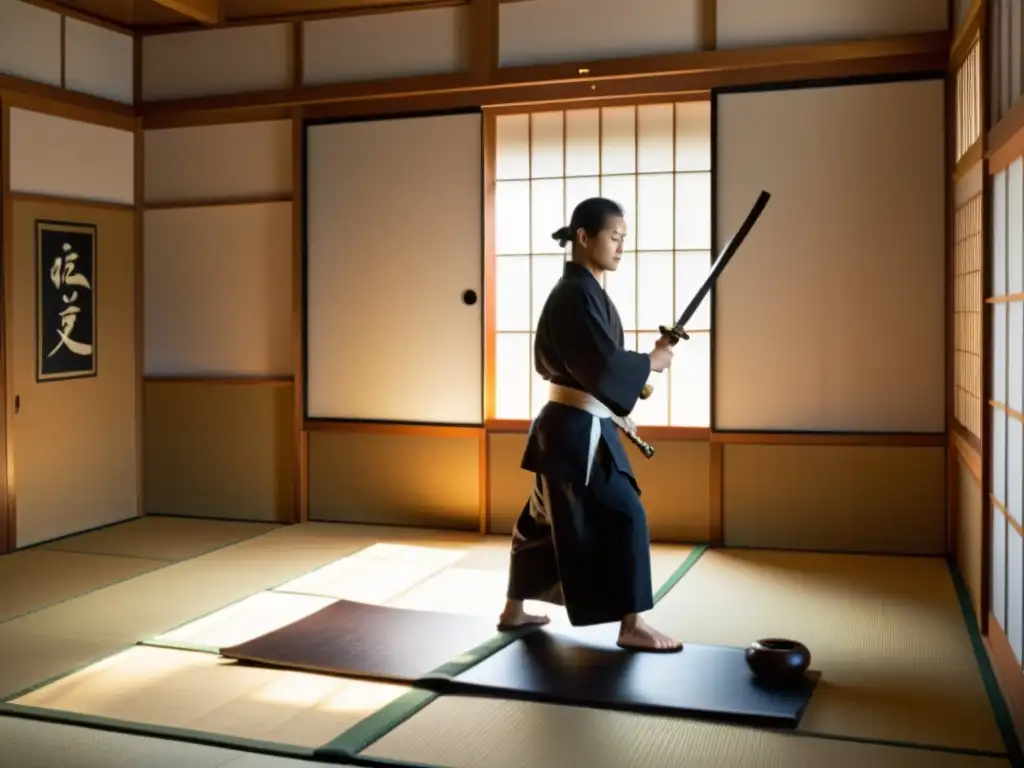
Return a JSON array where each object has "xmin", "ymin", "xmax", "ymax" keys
[{"xmin": 39, "ymin": 0, "xmax": 471, "ymax": 30}]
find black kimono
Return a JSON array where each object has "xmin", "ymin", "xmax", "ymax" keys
[{"xmin": 506, "ymin": 261, "xmax": 655, "ymax": 627}]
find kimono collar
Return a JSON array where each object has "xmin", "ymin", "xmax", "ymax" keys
[{"xmin": 563, "ymin": 260, "xmax": 602, "ymax": 287}]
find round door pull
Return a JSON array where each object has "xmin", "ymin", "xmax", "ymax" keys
[{"xmin": 462, "ymin": 289, "xmax": 478, "ymax": 306}]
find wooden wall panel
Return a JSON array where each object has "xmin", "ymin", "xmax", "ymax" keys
[
  {"xmin": 144, "ymin": 121, "xmax": 292, "ymax": 205},
  {"xmin": 308, "ymin": 430, "xmax": 481, "ymax": 530},
  {"xmin": 144, "ymin": 381, "xmax": 294, "ymax": 523},
  {"xmin": 486, "ymin": 432, "xmax": 712, "ymax": 543},
  {"xmin": 716, "ymin": 0, "xmax": 948, "ymax": 49},
  {"xmin": 140, "ymin": 120, "xmax": 296, "ymax": 524},
  {"xmin": 0, "ymin": 0, "xmax": 61, "ymax": 88},
  {"xmin": 485, "ymin": 433, "xmax": 532, "ymax": 534},
  {"xmin": 63, "ymin": 16, "xmax": 134, "ymax": 104},
  {"xmin": 8, "ymin": 108, "xmax": 134, "ymax": 204},
  {"xmin": 142, "ymin": 24, "xmax": 291, "ymax": 101},
  {"xmin": 714, "ymin": 79, "xmax": 946, "ymax": 432},
  {"xmin": 498, "ymin": 0, "xmax": 701, "ymax": 68},
  {"xmin": 722, "ymin": 445, "xmax": 946, "ymax": 554},
  {"xmin": 144, "ymin": 203, "xmax": 292, "ymax": 377},
  {"xmin": 303, "ymin": 8, "xmax": 468, "ymax": 85},
  {"xmin": 959, "ymin": 454, "xmax": 984, "ymax": 622}
]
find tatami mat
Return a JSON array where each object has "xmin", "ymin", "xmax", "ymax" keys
[
  {"xmin": 0, "ymin": 526, "xmax": 701, "ymax": 762},
  {"xmin": 0, "ymin": 715, "xmax": 344, "ymax": 767},
  {"xmin": 11, "ymin": 646, "xmax": 408, "ymax": 750},
  {"xmin": 381, "ymin": 543, "xmax": 692, "ymax": 622},
  {"xmin": 7, "ymin": 525, "xmax": 1004, "ymax": 768},
  {"xmin": 361, "ymin": 695, "xmax": 1010, "ymax": 768},
  {"xmin": 137, "ymin": 540, "xmax": 695, "ymax": 659},
  {"xmin": 0, "ymin": 549, "xmax": 164, "ymax": 623},
  {"xmin": 0, "ymin": 523, "xmax": 461, "ymax": 699},
  {"xmin": 152, "ymin": 592, "xmax": 339, "ymax": 651},
  {"xmin": 41, "ymin": 516, "xmax": 279, "ymax": 561},
  {"xmin": 646, "ymin": 549, "xmax": 1006, "ymax": 754}
]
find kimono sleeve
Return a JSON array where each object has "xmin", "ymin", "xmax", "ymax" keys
[{"xmin": 552, "ymin": 286, "xmax": 652, "ymax": 417}]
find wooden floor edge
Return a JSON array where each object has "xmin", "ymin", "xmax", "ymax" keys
[{"xmin": 983, "ymin": 618, "xmax": 1024, "ymax": 756}]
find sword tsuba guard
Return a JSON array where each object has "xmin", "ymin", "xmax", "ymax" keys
[{"xmin": 659, "ymin": 324, "xmax": 689, "ymax": 343}]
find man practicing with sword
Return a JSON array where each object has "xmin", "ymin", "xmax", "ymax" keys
[
  {"xmin": 498, "ymin": 190, "xmax": 770, "ymax": 652},
  {"xmin": 497, "ymin": 196, "xmax": 682, "ymax": 652}
]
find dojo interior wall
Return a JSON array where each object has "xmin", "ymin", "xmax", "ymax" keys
[
  {"xmin": 141, "ymin": 120, "xmax": 295, "ymax": 524},
  {"xmin": 1, "ymin": 0, "xmax": 953, "ymax": 548},
  {"xmin": 0, "ymin": 0, "xmax": 137, "ymax": 547},
  {"xmin": 134, "ymin": 0, "xmax": 950, "ymax": 548},
  {"xmin": 713, "ymin": 78, "xmax": 947, "ymax": 554}
]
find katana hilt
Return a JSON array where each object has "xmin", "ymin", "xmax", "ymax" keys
[
  {"xmin": 658, "ymin": 324, "xmax": 690, "ymax": 344},
  {"xmin": 639, "ymin": 324, "xmax": 690, "ymax": 400}
]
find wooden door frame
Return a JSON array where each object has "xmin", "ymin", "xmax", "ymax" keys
[{"xmin": 0, "ymin": 101, "xmax": 14, "ymax": 555}]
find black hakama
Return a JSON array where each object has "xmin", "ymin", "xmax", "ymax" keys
[{"xmin": 507, "ymin": 261, "xmax": 656, "ymax": 627}]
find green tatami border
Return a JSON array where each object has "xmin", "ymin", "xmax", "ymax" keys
[
  {"xmin": 317, "ymin": 543, "xmax": 711, "ymax": 758},
  {"xmin": 947, "ymin": 558, "xmax": 1024, "ymax": 767}
]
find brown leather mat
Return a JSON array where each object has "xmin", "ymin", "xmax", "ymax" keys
[{"xmin": 220, "ymin": 599, "xmax": 507, "ymax": 682}]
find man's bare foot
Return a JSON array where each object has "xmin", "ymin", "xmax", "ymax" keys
[
  {"xmin": 498, "ymin": 599, "xmax": 550, "ymax": 630},
  {"xmin": 617, "ymin": 613, "xmax": 683, "ymax": 652}
]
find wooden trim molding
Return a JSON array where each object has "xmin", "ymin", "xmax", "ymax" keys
[
  {"xmin": 134, "ymin": 119, "xmax": 145, "ymax": 525},
  {"xmin": 59, "ymin": 14, "xmax": 66, "ymax": 89},
  {"xmin": 478, "ymin": 431, "xmax": 489, "ymax": 534},
  {"xmin": 151, "ymin": 0, "xmax": 222, "ymax": 26},
  {"xmin": 954, "ymin": 419, "xmax": 983, "ymax": 454},
  {"xmin": 140, "ymin": 32, "xmax": 948, "ymax": 128},
  {"xmin": 0, "ymin": 102, "xmax": 13, "ymax": 554},
  {"xmin": 8, "ymin": 192, "xmax": 134, "ymax": 212},
  {"xmin": 0, "ymin": 74, "xmax": 135, "ymax": 131},
  {"xmin": 700, "ymin": 0, "xmax": 717, "ymax": 51},
  {"xmin": 144, "ymin": 193, "xmax": 294, "ymax": 210},
  {"xmin": 470, "ymin": 0, "xmax": 499, "ymax": 82},
  {"xmin": 346, "ymin": 419, "xmax": 947, "ymax": 447},
  {"xmin": 135, "ymin": 0, "xmax": 525, "ymax": 35},
  {"xmin": 144, "ymin": 376, "xmax": 294, "ymax": 385},
  {"xmin": 711, "ymin": 431, "xmax": 946, "ymax": 447},
  {"xmin": 19, "ymin": 0, "xmax": 134, "ymax": 35},
  {"xmin": 0, "ymin": 30, "xmax": 945, "ymax": 135},
  {"xmin": 988, "ymin": 96, "xmax": 1024, "ymax": 175},
  {"xmin": 291, "ymin": 109, "xmax": 308, "ymax": 525},
  {"xmin": 950, "ymin": 0, "xmax": 982, "ymax": 70},
  {"xmin": 305, "ymin": 420, "xmax": 483, "ymax": 439},
  {"xmin": 958, "ymin": 434, "xmax": 983, "ymax": 487},
  {"xmin": 709, "ymin": 441, "xmax": 723, "ymax": 545},
  {"xmin": 954, "ymin": 139, "xmax": 984, "ymax": 181}
]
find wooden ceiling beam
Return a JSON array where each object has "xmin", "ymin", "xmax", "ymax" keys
[
  {"xmin": 150, "ymin": 0, "xmax": 222, "ymax": 25},
  {"xmin": 469, "ymin": 0, "xmax": 498, "ymax": 81},
  {"xmin": 139, "ymin": 31, "xmax": 949, "ymax": 129}
]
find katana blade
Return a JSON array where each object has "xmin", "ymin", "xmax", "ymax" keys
[
  {"xmin": 637, "ymin": 190, "xmax": 770, "ymax": 404},
  {"xmin": 664, "ymin": 189, "xmax": 771, "ymax": 344}
]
